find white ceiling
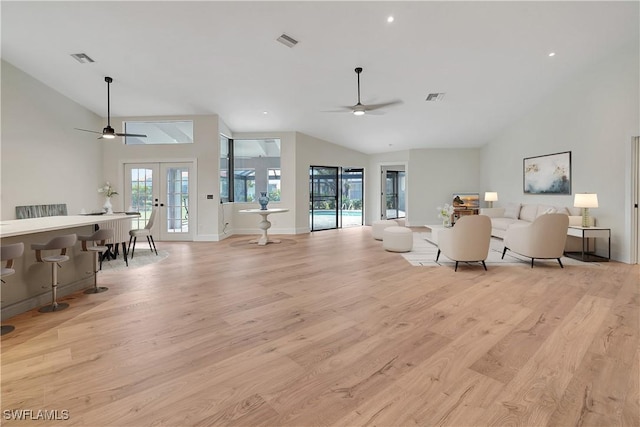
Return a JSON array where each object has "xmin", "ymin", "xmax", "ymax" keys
[{"xmin": 2, "ymin": 1, "xmax": 638, "ymax": 154}]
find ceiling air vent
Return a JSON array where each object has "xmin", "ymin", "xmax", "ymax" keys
[
  {"xmin": 425, "ymin": 93, "xmax": 446, "ymax": 102},
  {"xmin": 70, "ymin": 53, "xmax": 95, "ymax": 64},
  {"xmin": 276, "ymin": 33, "xmax": 299, "ymax": 48}
]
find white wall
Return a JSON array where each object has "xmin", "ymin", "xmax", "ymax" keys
[
  {"xmin": 407, "ymin": 148, "xmax": 481, "ymax": 226},
  {"xmin": 1, "ymin": 60, "xmax": 103, "ymax": 219},
  {"xmin": 480, "ymin": 44, "xmax": 639, "ymax": 262}
]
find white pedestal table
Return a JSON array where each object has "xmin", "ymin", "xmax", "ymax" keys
[{"xmin": 239, "ymin": 208, "xmax": 289, "ymax": 245}]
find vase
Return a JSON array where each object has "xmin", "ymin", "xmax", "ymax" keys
[
  {"xmin": 103, "ymin": 196, "xmax": 113, "ymax": 214},
  {"xmin": 442, "ymin": 217, "xmax": 451, "ymax": 227},
  {"xmin": 258, "ymin": 192, "xmax": 269, "ymax": 210}
]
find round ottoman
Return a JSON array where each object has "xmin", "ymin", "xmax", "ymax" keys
[
  {"xmin": 372, "ymin": 219, "xmax": 399, "ymax": 240},
  {"xmin": 383, "ymin": 226, "xmax": 413, "ymax": 252}
]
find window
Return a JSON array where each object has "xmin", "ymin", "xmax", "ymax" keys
[
  {"xmin": 124, "ymin": 120, "xmax": 194, "ymax": 145},
  {"xmin": 219, "ymin": 135, "xmax": 230, "ymax": 202},
  {"xmin": 220, "ymin": 137, "xmax": 281, "ymax": 203}
]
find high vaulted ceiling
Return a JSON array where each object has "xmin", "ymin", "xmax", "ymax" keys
[{"xmin": 2, "ymin": 1, "xmax": 638, "ymax": 154}]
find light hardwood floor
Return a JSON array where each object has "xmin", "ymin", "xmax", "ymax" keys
[{"xmin": 1, "ymin": 227, "xmax": 638, "ymax": 426}]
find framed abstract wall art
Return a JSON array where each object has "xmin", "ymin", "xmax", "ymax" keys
[{"xmin": 523, "ymin": 151, "xmax": 571, "ymax": 194}]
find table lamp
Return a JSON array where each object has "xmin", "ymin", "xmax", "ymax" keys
[
  {"xmin": 574, "ymin": 193, "xmax": 598, "ymax": 227},
  {"xmin": 484, "ymin": 192, "xmax": 498, "ymax": 208}
]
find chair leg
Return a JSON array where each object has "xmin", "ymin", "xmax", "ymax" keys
[
  {"xmin": 436, "ymin": 249, "xmax": 441, "ymax": 262},
  {"xmin": 502, "ymin": 247, "xmax": 508, "ymax": 259},
  {"xmin": 147, "ymin": 236, "xmax": 153, "ymax": 252},
  {"xmin": 482, "ymin": 260, "xmax": 487, "ymax": 271},
  {"xmin": 149, "ymin": 235, "xmax": 158, "ymax": 255},
  {"xmin": 454, "ymin": 261, "xmax": 459, "ymax": 272},
  {"xmin": 557, "ymin": 258, "xmax": 564, "ymax": 268},
  {"xmin": 531, "ymin": 258, "xmax": 535, "ymax": 268},
  {"xmin": 130, "ymin": 237, "xmax": 137, "ymax": 258},
  {"xmin": 121, "ymin": 242, "xmax": 129, "ymax": 267}
]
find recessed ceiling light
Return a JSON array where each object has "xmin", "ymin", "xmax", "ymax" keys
[
  {"xmin": 263, "ymin": 111, "xmax": 268, "ymax": 115},
  {"xmin": 387, "ymin": 16, "xmax": 394, "ymax": 23},
  {"xmin": 548, "ymin": 52, "xmax": 556, "ymax": 57}
]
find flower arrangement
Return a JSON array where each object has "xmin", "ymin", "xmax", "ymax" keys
[
  {"xmin": 437, "ymin": 203, "xmax": 454, "ymax": 221},
  {"xmin": 98, "ymin": 182, "xmax": 118, "ymax": 198}
]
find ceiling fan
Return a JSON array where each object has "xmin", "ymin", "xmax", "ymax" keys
[
  {"xmin": 75, "ymin": 76, "xmax": 147, "ymax": 139},
  {"xmin": 331, "ymin": 67, "xmax": 402, "ymax": 116}
]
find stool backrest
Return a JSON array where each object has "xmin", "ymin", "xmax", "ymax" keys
[
  {"xmin": 42, "ymin": 234, "xmax": 78, "ymax": 250},
  {"xmin": 79, "ymin": 229, "xmax": 114, "ymax": 250},
  {"xmin": 88, "ymin": 228, "xmax": 114, "ymax": 242},
  {"xmin": 1, "ymin": 243, "xmax": 24, "ymax": 269},
  {"xmin": 31, "ymin": 234, "xmax": 77, "ymax": 262}
]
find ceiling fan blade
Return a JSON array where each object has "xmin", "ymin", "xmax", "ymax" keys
[
  {"xmin": 75, "ymin": 128, "xmax": 102, "ymax": 134},
  {"xmin": 321, "ymin": 106, "xmax": 354, "ymax": 113},
  {"xmin": 365, "ymin": 100, "xmax": 403, "ymax": 111},
  {"xmin": 115, "ymin": 133, "xmax": 148, "ymax": 138}
]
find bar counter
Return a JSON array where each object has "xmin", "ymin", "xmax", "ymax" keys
[{"xmin": 1, "ymin": 214, "xmax": 137, "ymax": 320}]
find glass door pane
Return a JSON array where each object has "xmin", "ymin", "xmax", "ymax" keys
[
  {"xmin": 310, "ymin": 166, "xmax": 339, "ymax": 231},
  {"xmin": 386, "ymin": 171, "xmax": 399, "ymax": 219},
  {"xmin": 341, "ymin": 168, "xmax": 363, "ymax": 227},
  {"xmin": 160, "ymin": 163, "xmax": 192, "ymax": 241},
  {"xmin": 164, "ymin": 166, "xmax": 189, "ymax": 234},
  {"xmin": 125, "ymin": 164, "xmax": 158, "ymax": 230}
]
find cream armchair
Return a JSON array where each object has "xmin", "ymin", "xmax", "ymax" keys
[
  {"xmin": 436, "ymin": 215, "xmax": 492, "ymax": 271},
  {"xmin": 501, "ymin": 213, "xmax": 569, "ymax": 268}
]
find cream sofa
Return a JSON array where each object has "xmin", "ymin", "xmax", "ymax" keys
[{"xmin": 480, "ymin": 203, "xmax": 593, "ymax": 252}]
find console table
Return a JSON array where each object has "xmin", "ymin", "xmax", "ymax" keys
[
  {"xmin": 565, "ymin": 226, "xmax": 610, "ymax": 262},
  {"xmin": 238, "ymin": 208, "xmax": 289, "ymax": 245}
]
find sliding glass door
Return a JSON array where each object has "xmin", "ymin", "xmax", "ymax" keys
[
  {"xmin": 309, "ymin": 166, "xmax": 364, "ymax": 231},
  {"xmin": 310, "ymin": 166, "xmax": 339, "ymax": 231},
  {"xmin": 341, "ymin": 168, "xmax": 363, "ymax": 227}
]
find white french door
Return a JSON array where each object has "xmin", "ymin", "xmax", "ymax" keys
[{"xmin": 124, "ymin": 162, "xmax": 193, "ymax": 241}]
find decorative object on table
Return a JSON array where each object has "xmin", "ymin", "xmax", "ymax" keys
[
  {"xmin": 258, "ymin": 191, "xmax": 270, "ymax": 210},
  {"xmin": 437, "ymin": 203, "xmax": 454, "ymax": 227},
  {"xmin": 574, "ymin": 193, "xmax": 598, "ymax": 227},
  {"xmin": 523, "ymin": 151, "xmax": 571, "ymax": 194},
  {"xmin": 484, "ymin": 192, "xmax": 498, "ymax": 208},
  {"xmin": 98, "ymin": 182, "xmax": 118, "ymax": 214}
]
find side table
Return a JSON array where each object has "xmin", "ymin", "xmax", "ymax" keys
[{"xmin": 565, "ymin": 226, "xmax": 610, "ymax": 262}]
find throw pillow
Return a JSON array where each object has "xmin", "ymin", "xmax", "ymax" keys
[
  {"xmin": 536, "ymin": 205, "xmax": 557, "ymax": 216},
  {"xmin": 519, "ymin": 204, "xmax": 538, "ymax": 222},
  {"xmin": 503, "ymin": 203, "xmax": 521, "ymax": 219}
]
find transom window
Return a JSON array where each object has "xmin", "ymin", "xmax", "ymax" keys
[{"xmin": 124, "ymin": 120, "xmax": 194, "ymax": 145}]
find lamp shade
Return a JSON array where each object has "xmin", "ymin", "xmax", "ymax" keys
[
  {"xmin": 484, "ymin": 192, "xmax": 498, "ymax": 202},
  {"xmin": 574, "ymin": 193, "xmax": 598, "ymax": 208}
]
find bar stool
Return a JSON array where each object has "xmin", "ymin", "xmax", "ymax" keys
[
  {"xmin": 1, "ymin": 242, "xmax": 24, "ymax": 335},
  {"xmin": 128, "ymin": 208, "xmax": 158, "ymax": 258},
  {"xmin": 31, "ymin": 234, "xmax": 77, "ymax": 313},
  {"xmin": 78, "ymin": 228, "xmax": 113, "ymax": 294}
]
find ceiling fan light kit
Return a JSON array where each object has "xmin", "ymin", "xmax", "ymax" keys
[
  {"xmin": 75, "ymin": 76, "xmax": 147, "ymax": 140},
  {"xmin": 327, "ymin": 67, "xmax": 402, "ymax": 116}
]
